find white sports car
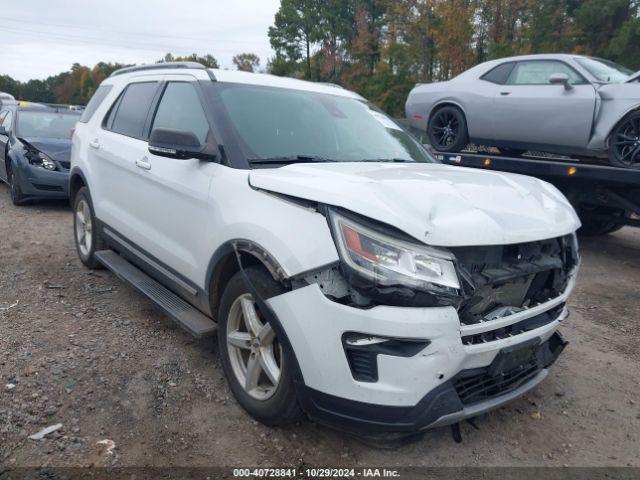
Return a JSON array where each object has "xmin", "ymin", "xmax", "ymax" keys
[{"xmin": 406, "ymin": 54, "xmax": 640, "ymax": 168}]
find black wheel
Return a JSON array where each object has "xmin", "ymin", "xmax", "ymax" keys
[
  {"xmin": 578, "ymin": 205, "xmax": 629, "ymax": 236},
  {"xmin": 73, "ymin": 187, "xmax": 105, "ymax": 269},
  {"xmin": 7, "ymin": 163, "xmax": 27, "ymax": 206},
  {"xmin": 609, "ymin": 111, "xmax": 640, "ymax": 168},
  {"xmin": 427, "ymin": 106, "xmax": 469, "ymax": 152},
  {"xmin": 499, "ymin": 147, "xmax": 527, "ymax": 157},
  {"xmin": 218, "ymin": 266, "xmax": 302, "ymax": 426}
]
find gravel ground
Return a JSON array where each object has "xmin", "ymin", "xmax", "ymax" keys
[{"xmin": 1, "ymin": 185, "xmax": 639, "ymax": 469}]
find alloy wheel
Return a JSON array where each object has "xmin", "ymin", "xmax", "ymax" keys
[
  {"xmin": 75, "ymin": 199, "xmax": 93, "ymax": 257},
  {"xmin": 612, "ymin": 116, "xmax": 640, "ymax": 167},
  {"xmin": 431, "ymin": 110, "xmax": 460, "ymax": 149},
  {"xmin": 226, "ymin": 293, "xmax": 282, "ymax": 400}
]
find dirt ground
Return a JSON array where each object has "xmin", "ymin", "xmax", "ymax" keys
[{"xmin": 1, "ymin": 184, "xmax": 639, "ymax": 469}]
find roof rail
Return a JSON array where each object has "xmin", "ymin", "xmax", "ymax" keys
[{"xmin": 109, "ymin": 62, "xmax": 206, "ymax": 77}]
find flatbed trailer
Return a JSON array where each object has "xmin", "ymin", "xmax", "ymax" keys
[{"xmin": 434, "ymin": 151, "xmax": 640, "ymax": 236}]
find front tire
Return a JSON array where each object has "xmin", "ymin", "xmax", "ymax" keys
[
  {"xmin": 7, "ymin": 163, "xmax": 27, "ymax": 206},
  {"xmin": 218, "ymin": 267, "xmax": 302, "ymax": 426},
  {"xmin": 609, "ymin": 111, "xmax": 640, "ymax": 168},
  {"xmin": 73, "ymin": 187, "xmax": 105, "ymax": 269},
  {"xmin": 427, "ymin": 106, "xmax": 469, "ymax": 152}
]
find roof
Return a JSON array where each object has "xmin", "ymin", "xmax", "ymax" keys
[
  {"xmin": 209, "ymin": 69, "xmax": 362, "ymax": 99},
  {"xmin": 105, "ymin": 62, "xmax": 363, "ymax": 100}
]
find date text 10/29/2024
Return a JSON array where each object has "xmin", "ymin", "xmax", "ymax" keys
[{"xmin": 233, "ymin": 468, "xmax": 401, "ymax": 478}]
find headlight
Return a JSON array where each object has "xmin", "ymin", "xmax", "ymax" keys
[
  {"xmin": 26, "ymin": 149, "xmax": 57, "ymax": 170},
  {"xmin": 329, "ymin": 210, "xmax": 460, "ymax": 294}
]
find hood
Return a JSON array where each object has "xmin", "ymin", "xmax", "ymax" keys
[
  {"xmin": 249, "ymin": 163, "xmax": 580, "ymax": 247},
  {"xmin": 21, "ymin": 137, "xmax": 72, "ymax": 163}
]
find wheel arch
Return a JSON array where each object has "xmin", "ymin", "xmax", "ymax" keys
[
  {"xmin": 68, "ymin": 167, "xmax": 88, "ymax": 206},
  {"xmin": 206, "ymin": 239, "xmax": 288, "ymax": 318},
  {"xmin": 605, "ymin": 104, "xmax": 640, "ymax": 146},
  {"xmin": 427, "ymin": 100, "xmax": 467, "ymax": 128}
]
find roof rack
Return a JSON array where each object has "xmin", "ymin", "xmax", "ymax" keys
[{"xmin": 109, "ymin": 62, "xmax": 206, "ymax": 77}]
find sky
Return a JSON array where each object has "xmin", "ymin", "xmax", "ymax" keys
[{"xmin": 0, "ymin": 0, "xmax": 281, "ymax": 81}]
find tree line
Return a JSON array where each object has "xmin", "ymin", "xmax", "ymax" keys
[
  {"xmin": 0, "ymin": 52, "xmax": 259, "ymax": 106},
  {"xmin": 268, "ymin": 0, "xmax": 640, "ymax": 115},
  {"xmin": 2, "ymin": 1, "xmax": 639, "ymax": 116}
]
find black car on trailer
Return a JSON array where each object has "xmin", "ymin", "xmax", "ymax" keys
[
  {"xmin": 434, "ymin": 151, "xmax": 640, "ymax": 236},
  {"xmin": 0, "ymin": 102, "xmax": 81, "ymax": 205}
]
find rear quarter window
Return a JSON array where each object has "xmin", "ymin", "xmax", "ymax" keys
[
  {"xmin": 481, "ymin": 62, "xmax": 515, "ymax": 84},
  {"xmin": 79, "ymin": 85, "xmax": 113, "ymax": 123},
  {"xmin": 104, "ymin": 82, "xmax": 158, "ymax": 139}
]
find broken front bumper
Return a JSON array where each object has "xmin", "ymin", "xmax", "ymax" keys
[{"xmin": 266, "ymin": 278, "xmax": 574, "ymax": 434}]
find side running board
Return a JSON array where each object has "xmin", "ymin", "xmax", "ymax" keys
[{"xmin": 94, "ymin": 250, "xmax": 216, "ymax": 339}]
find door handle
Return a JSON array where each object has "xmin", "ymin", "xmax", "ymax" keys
[
  {"xmin": 89, "ymin": 139, "xmax": 100, "ymax": 149},
  {"xmin": 135, "ymin": 157, "xmax": 152, "ymax": 170},
  {"xmin": 500, "ymin": 91, "xmax": 511, "ymax": 96}
]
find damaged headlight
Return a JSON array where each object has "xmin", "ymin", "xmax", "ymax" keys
[
  {"xmin": 25, "ymin": 148, "xmax": 56, "ymax": 171},
  {"xmin": 329, "ymin": 210, "xmax": 460, "ymax": 295}
]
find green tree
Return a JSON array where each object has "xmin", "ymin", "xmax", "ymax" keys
[
  {"xmin": 232, "ymin": 53, "xmax": 261, "ymax": 72},
  {"xmin": 269, "ymin": 0, "xmax": 322, "ymax": 79}
]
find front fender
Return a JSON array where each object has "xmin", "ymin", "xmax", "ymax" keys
[{"xmin": 589, "ymin": 85, "xmax": 640, "ymax": 150}]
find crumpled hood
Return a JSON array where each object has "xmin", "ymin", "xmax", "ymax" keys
[
  {"xmin": 21, "ymin": 137, "xmax": 72, "ymax": 163},
  {"xmin": 249, "ymin": 162, "xmax": 581, "ymax": 247}
]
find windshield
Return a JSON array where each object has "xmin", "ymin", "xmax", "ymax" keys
[
  {"xmin": 17, "ymin": 111, "xmax": 79, "ymax": 139},
  {"xmin": 575, "ymin": 57, "xmax": 633, "ymax": 83},
  {"xmin": 215, "ymin": 83, "xmax": 435, "ymax": 164}
]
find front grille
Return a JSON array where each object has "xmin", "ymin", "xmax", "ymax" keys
[
  {"xmin": 454, "ymin": 362, "xmax": 540, "ymax": 405},
  {"xmin": 59, "ymin": 161, "xmax": 71, "ymax": 170},
  {"xmin": 451, "ymin": 235, "xmax": 578, "ymax": 325},
  {"xmin": 461, "ymin": 303, "xmax": 565, "ymax": 345}
]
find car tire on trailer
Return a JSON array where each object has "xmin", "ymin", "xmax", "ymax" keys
[
  {"xmin": 218, "ymin": 266, "xmax": 302, "ymax": 426},
  {"xmin": 608, "ymin": 111, "xmax": 640, "ymax": 169},
  {"xmin": 7, "ymin": 163, "xmax": 27, "ymax": 206},
  {"xmin": 427, "ymin": 106, "xmax": 469, "ymax": 153},
  {"xmin": 577, "ymin": 205, "xmax": 629, "ymax": 236},
  {"xmin": 73, "ymin": 187, "xmax": 105, "ymax": 269}
]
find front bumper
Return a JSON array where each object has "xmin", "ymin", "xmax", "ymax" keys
[
  {"xmin": 14, "ymin": 160, "xmax": 69, "ymax": 198},
  {"xmin": 267, "ymin": 278, "xmax": 574, "ymax": 434}
]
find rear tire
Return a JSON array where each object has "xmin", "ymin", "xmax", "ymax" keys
[
  {"xmin": 608, "ymin": 111, "xmax": 640, "ymax": 168},
  {"xmin": 427, "ymin": 106, "xmax": 469, "ymax": 153},
  {"xmin": 73, "ymin": 187, "xmax": 105, "ymax": 269},
  {"xmin": 218, "ymin": 267, "xmax": 302, "ymax": 426},
  {"xmin": 7, "ymin": 163, "xmax": 27, "ymax": 206},
  {"xmin": 578, "ymin": 206, "xmax": 629, "ymax": 236}
]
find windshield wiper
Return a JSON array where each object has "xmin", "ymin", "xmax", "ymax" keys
[
  {"xmin": 359, "ymin": 158, "xmax": 416, "ymax": 163},
  {"xmin": 248, "ymin": 155, "xmax": 339, "ymax": 165}
]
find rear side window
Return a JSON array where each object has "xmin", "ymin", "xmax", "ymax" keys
[
  {"xmin": 105, "ymin": 82, "xmax": 158, "ymax": 138},
  {"xmin": 79, "ymin": 85, "xmax": 113, "ymax": 123},
  {"xmin": 481, "ymin": 62, "xmax": 515, "ymax": 84},
  {"xmin": 151, "ymin": 82, "xmax": 210, "ymax": 144}
]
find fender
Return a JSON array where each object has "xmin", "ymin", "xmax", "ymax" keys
[
  {"xmin": 68, "ymin": 166, "xmax": 89, "ymax": 204},
  {"xmin": 206, "ymin": 239, "xmax": 288, "ymax": 291},
  {"xmin": 428, "ymin": 99, "xmax": 466, "ymax": 125}
]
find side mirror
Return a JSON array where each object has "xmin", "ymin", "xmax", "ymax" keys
[
  {"xmin": 148, "ymin": 128, "xmax": 216, "ymax": 161},
  {"xmin": 549, "ymin": 73, "xmax": 573, "ymax": 90},
  {"xmin": 0, "ymin": 125, "xmax": 7, "ymax": 136}
]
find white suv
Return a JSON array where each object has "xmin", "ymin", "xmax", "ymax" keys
[{"xmin": 70, "ymin": 62, "xmax": 580, "ymax": 436}]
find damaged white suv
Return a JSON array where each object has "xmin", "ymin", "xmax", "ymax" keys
[{"xmin": 70, "ymin": 62, "xmax": 580, "ymax": 436}]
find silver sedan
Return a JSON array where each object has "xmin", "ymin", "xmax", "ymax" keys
[{"xmin": 406, "ymin": 54, "xmax": 640, "ymax": 168}]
